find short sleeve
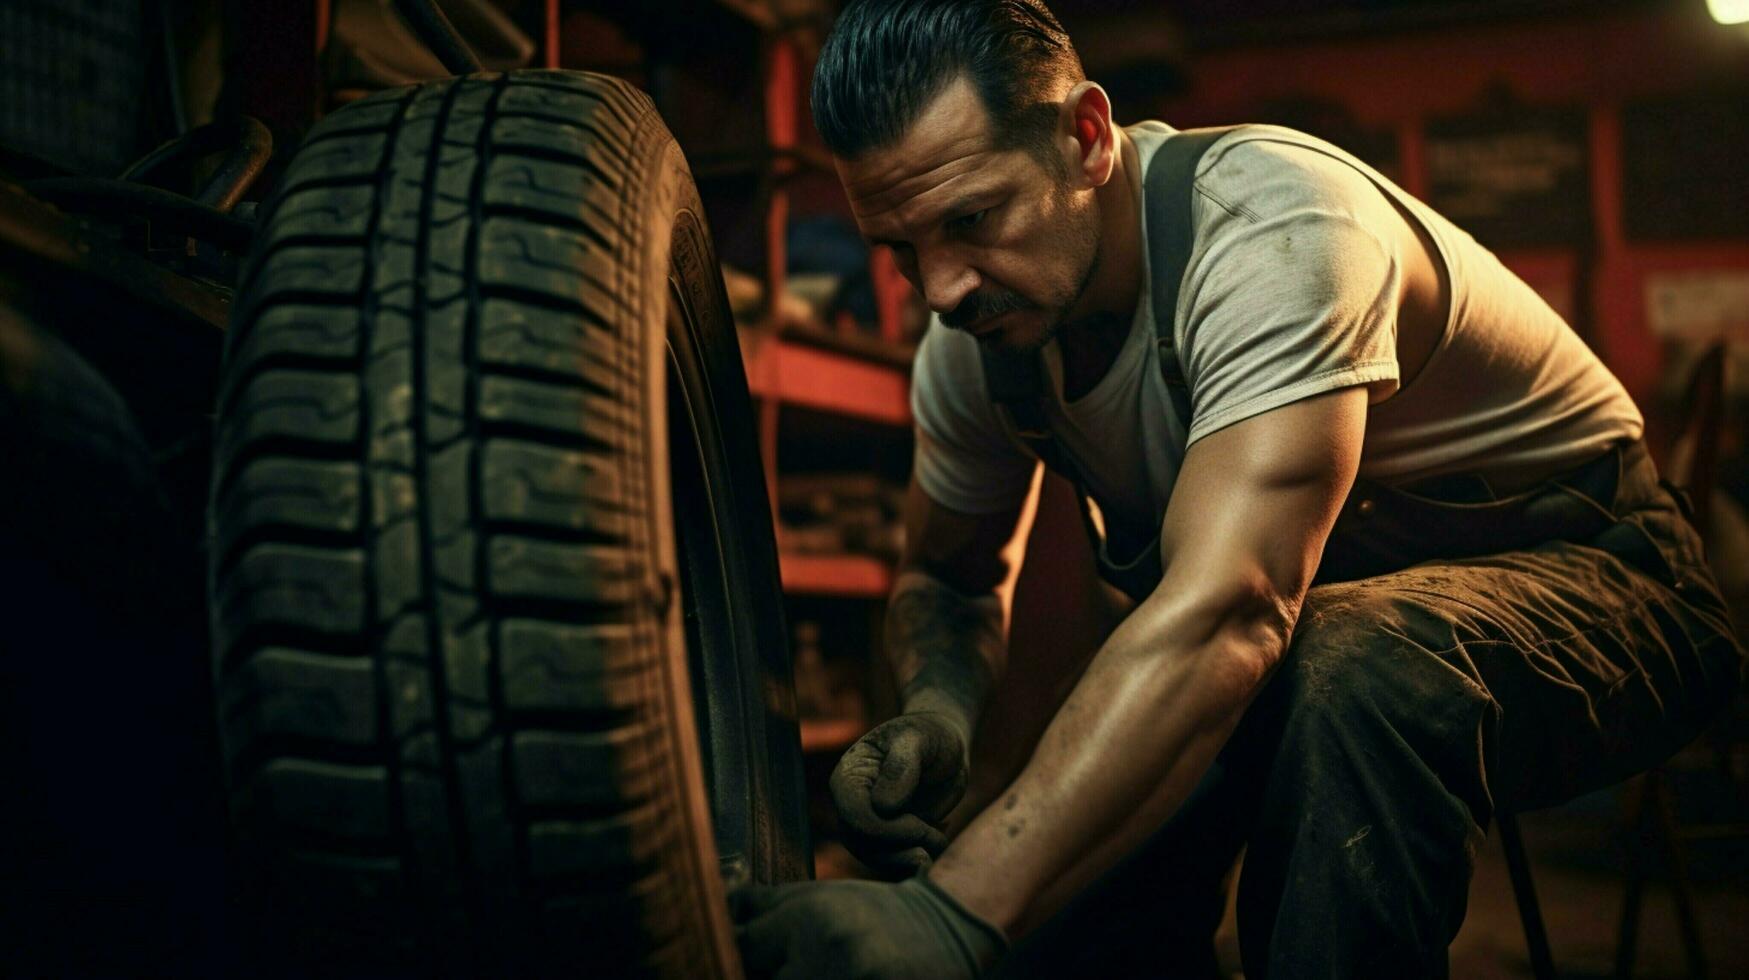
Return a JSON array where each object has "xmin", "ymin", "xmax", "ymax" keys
[
  {"xmin": 1178, "ymin": 142, "xmax": 1403, "ymax": 446},
  {"xmin": 909, "ymin": 321, "xmax": 1038, "ymax": 515}
]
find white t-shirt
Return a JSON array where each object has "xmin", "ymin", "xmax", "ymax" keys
[{"xmin": 911, "ymin": 122, "xmax": 1643, "ymax": 556}]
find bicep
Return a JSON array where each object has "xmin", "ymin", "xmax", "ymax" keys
[{"xmin": 1151, "ymin": 385, "xmax": 1367, "ymax": 635}]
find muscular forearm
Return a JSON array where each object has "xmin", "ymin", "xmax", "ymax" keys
[
  {"xmin": 885, "ymin": 569, "xmax": 1007, "ymax": 740},
  {"xmin": 927, "ymin": 587, "xmax": 1289, "ymax": 934}
]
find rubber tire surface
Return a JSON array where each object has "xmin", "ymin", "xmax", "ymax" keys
[{"xmin": 209, "ymin": 71, "xmax": 796, "ymax": 977}]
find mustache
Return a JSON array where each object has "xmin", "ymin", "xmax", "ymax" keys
[{"xmin": 941, "ymin": 288, "xmax": 1034, "ymax": 330}]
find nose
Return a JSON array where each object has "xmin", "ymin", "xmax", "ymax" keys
[{"xmin": 916, "ymin": 248, "xmax": 979, "ymax": 316}]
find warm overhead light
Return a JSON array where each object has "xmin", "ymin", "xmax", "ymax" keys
[{"xmin": 1709, "ymin": 0, "xmax": 1749, "ymax": 25}]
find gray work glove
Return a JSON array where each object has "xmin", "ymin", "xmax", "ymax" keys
[
  {"xmin": 731, "ymin": 875, "xmax": 1007, "ymax": 980},
  {"xmin": 830, "ymin": 711, "xmax": 970, "ymax": 878}
]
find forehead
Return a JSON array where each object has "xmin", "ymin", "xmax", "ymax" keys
[{"xmin": 835, "ymin": 75, "xmax": 1020, "ymax": 235}]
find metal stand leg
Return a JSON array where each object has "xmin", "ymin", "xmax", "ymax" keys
[
  {"xmin": 1499, "ymin": 812, "xmax": 1557, "ymax": 980},
  {"xmin": 1654, "ymin": 777, "xmax": 1709, "ymax": 980},
  {"xmin": 1617, "ymin": 771, "xmax": 1708, "ymax": 979},
  {"xmin": 1609, "ymin": 773, "xmax": 1707, "ymax": 980}
]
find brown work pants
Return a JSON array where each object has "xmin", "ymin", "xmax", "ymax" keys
[{"xmin": 993, "ymin": 441, "xmax": 1743, "ymax": 978}]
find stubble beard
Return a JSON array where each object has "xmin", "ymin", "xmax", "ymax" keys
[{"xmin": 1004, "ymin": 191, "xmax": 1103, "ymax": 354}]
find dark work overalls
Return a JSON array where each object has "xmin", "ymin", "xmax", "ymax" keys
[{"xmin": 984, "ymin": 128, "xmax": 1746, "ymax": 978}]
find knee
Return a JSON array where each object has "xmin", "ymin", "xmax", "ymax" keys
[
  {"xmin": 1268, "ymin": 584, "xmax": 1490, "ymax": 751},
  {"xmin": 1272, "ymin": 585, "xmax": 1403, "ymax": 723}
]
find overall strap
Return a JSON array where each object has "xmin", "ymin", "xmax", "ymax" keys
[
  {"xmin": 1143, "ymin": 125, "xmax": 1245, "ymax": 429},
  {"xmin": 980, "ymin": 346, "xmax": 1084, "ymax": 483},
  {"xmin": 977, "ymin": 125, "xmax": 1244, "ymax": 480},
  {"xmin": 971, "ymin": 126, "xmax": 1244, "ymax": 600},
  {"xmin": 981, "ymin": 341, "xmax": 1110, "ymax": 564}
]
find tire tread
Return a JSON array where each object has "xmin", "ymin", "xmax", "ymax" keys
[{"xmin": 211, "ymin": 72, "xmax": 698, "ymax": 972}]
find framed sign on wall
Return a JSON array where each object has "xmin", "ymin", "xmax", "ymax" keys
[
  {"xmin": 1622, "ymin": 90, "xmax": 1749, "ymax": 242},
  {"xmin": 1424, "ymin": 105, "xmax": 1592, "ymax": 249}
]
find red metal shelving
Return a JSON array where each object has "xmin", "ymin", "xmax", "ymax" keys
[
  {"xmin": 798, "ymin": 716, "xmax": 868, "ymax": 755},
  {"xmin": 778, "ymin": 552, "xmax": 894, "ymax": 598},
  {"xmin": 740, "ymin": 328, "xmax": 912, "ymax": 427}
]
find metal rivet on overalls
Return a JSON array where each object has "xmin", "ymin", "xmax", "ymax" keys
[{"xmin": 1357, "ymin": 499, "xmax": 1376, "ymax": 517}]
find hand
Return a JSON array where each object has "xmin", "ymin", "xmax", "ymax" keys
[
  {"xmin": 731, "ymin": 876, "xmax": 1006, "ymax": 980},
  {"xmin": 830, "ymin": 711, "xmax": 970, "ymax": 877}
]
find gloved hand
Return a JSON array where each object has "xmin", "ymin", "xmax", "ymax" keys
[
  {"xmin": 829, "ymin": 710, "xmax": 970, "ymax": 877},
  {"xmin": 731, "ymin": 875, "xmax": 1007, "ymax": 980}
]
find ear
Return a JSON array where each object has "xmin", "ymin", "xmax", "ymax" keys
[{"xmin": 1057, "ymin": 81, "xmax": 1116, "ymax": 189}]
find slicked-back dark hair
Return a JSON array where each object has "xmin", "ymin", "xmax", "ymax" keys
[{"xmin": 811, "ymin": 0, "xmax": 1084, "ymax": 170}]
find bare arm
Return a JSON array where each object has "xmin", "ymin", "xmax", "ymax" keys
[
  {"xmin": 884, "ymin": 476, "xmax": 1032, "ymax": 742},
  {"xmin": 823, "ymin": 473, "xmax": 1038, "ymax": 876},
  {"xmin": 928, "ymin": 385, "xmax": 1368, "ymax": 933}
]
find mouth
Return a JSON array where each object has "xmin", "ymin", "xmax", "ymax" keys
[{"xmin": 970, "ymin": 309, "xmax": 1017, "ymax": 338}]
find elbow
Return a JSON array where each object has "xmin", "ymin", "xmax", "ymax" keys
[
  {"xmin": 901, "ymin": 554, "xmax": 1008, "ymax": 598},
  {"xmin": 1211, "ymin": 621, "xmax": 1288, "ymax": 706},
  {"xmin": 891, "ymin": 565, "xmax": 999, "ymax": 608},
  {"xmin": 1176, "ymin": 575, "xmax": 1301, "ymax": 706},
  {"xmin": 1234, "ymin": 571, "xmax": 1300, "ymax": 646}
]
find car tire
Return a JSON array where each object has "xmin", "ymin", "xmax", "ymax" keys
[{"xmin": 209, "ymin": 70, "xmax": 808, "ymax": 977}]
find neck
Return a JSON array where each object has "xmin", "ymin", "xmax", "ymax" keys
[
  {"xmin": 1057, "ymin": 128, "xmax": 1145, "ymax": 400},
  {"xmin": 1059, "ymin": 312, "xmax": 1130, "ymax": 401}
]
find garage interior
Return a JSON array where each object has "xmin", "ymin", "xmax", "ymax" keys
[{"xmin": 2, "ymin": 0, "xmax": 1748, "ymax": 976}]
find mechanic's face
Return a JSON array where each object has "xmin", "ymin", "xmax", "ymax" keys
[{"xmin": 836, "ymin": 75, "xmax": 1100, "ymax": 352}]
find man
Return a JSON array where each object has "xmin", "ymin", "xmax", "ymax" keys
[{"xmin": 731, "ymin": 1, "xmax": 1744, "ymax": 976}]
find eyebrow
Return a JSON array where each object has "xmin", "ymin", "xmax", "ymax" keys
[{"xmin": 867, "ymin": 192, "xmax": 998, "ymax": 249}]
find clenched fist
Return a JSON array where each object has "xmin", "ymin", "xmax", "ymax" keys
[{"xmin": 830, "ymin": 711, "xmax": 970, "ymax": 877}]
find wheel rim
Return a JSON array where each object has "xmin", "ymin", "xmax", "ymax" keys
[{"xmin": 663, "ymin": 276, "xmax": 759, "ymax": 886}]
